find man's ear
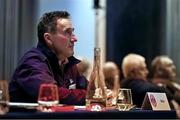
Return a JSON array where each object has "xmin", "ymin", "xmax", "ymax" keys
[{"xmin": 44, "ymin": 33, "xmax": 53, "ymax": 46}]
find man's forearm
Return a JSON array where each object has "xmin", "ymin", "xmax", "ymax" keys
[{"xmin": 59, "ymin": 87, "xmax": 86, "ymax": 105}]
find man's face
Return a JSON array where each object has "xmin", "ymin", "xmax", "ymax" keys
[
  {"xmin": 135, "ymin": 61, "xmax": 149, "ymax": 80},
  {"xmin": 46, "ymin": 18, "xmax": 77, "ymax": 60},
  {"xmin": 139, "ymin": 61, "xmax": 149, "ymax": 80}
]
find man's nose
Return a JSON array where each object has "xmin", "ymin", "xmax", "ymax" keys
[{"xmin": 70, "ymin": 34, "xmax": 77, "ymax": 42}]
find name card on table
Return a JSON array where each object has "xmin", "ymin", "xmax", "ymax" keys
[{"xmin": 141, "ymin": 92, "xmax": 171, "ymax": 111}]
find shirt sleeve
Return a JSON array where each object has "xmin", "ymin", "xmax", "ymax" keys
[
  {"xmin": 58, "ymin": 65, "xmax": 88, "ymax": 105},
  {"xmin": 59, "ymin": 87, "xmax": 86, "ymax": 105},
  {"xmin": 13, "ymin": 55, "xmax": 56, "ymax": 100},
  {"xmin": 13, "ymin": 55, "xmax": 87, "ymax": 105}
]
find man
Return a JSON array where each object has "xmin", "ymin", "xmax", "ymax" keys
[
  {"xmin": 9, "ymin": 11, "xmax": 88, "ymax": 105},
  {"xmin": 121, "ymin": 53, "xmax": 173, "ymax": 107}
]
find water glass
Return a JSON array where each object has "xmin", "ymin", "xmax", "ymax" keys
[
  {"xmin": 116, "ymin": 88, "xmax": 133, "ymax": 111},
  {"xmin": 38, "ymin": 83, "xmax": 59, "ymax": 112},
  {"xmin": 0, "ymin": 80, "xmax": 9, "ymax": 115}
]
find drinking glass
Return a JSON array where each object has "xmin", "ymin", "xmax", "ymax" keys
[
  {"xmin": 0, "ymin": 80, "xmax": 9, "ymax": 115},
  {"xmin": 116, "ymin": 88, "xmax": 133, "ymax": 111},
  {"xmin": 38, "ymin": 84, "xmax": 59, "ymax": 112}
]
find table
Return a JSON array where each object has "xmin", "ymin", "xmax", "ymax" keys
[{"xmin": 0, "ymin": 108, "xmax": 176, "ymax": 119}]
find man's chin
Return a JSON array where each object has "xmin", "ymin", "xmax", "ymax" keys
[{"xmin": 67, "ymin": 51, "xmax": 74, "ymax": 57}]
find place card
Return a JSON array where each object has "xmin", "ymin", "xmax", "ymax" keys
[{"xmin": 141, "ymin": 92, "xmax": 171, "ymax": 110}]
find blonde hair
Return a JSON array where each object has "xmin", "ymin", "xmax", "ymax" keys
[
  {"xmin": 122, "ymin": 53, "xmax": 145, "ymax": 79},
  {"xmin": 103, "ymin": 61, "xmax": 120, "ymax": 91},
  {"xmin": 103, "ymin": 62, "xmax": 119, "ymax": 79},
  {"xmin": 151, "ymin": 55, "xmax": 176, "ymax": 79},
  {"xmin": 152, "ymin": 55, "xmax": 173, "ymax": 70}
]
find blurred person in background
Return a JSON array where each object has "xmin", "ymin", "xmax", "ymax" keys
[
  {"xmin": 103, "ymin": 61, "xmax": 120, "ymax": 92},
  {"xmin": 151, "ymin": 55, "xmax": 180, "ymax": 103},
  {"xmin": 9, "ymin": 11, "xmax": 88, "ymax": 105},
  {"xmin": 121, "ymin": 53, "xmax": 174, "ymax": 107},
  {"xmin": 103, "ymin": 61, "xmax": 120, "ymax": 107},
  {"xmin": 151, "ymin": 55, "xmax": 180, "ymax": 118},
  {"xmin": 77, "ymin": 57, "xmax": 91, "ymax": 79}
]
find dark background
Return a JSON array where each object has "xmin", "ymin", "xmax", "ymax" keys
[{"xmin": 106, "ymin": 0, "xmax": 166, "ymax": 74}]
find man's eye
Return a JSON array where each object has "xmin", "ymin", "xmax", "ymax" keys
[{"xmin": 65, "ymin": 30, "xmax": 73, "ymax": 35}]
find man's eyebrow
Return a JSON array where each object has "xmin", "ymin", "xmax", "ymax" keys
[{"xmin": 63, "ymin": 27, "xmax": 74, "ymax": 32}]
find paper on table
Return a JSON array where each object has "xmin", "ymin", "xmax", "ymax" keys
[
  {"xmin": 9, "ymin": 102, "xmax": 38, "ymax": 106},
  {"xmin": 9, "ymin": 102, "xmax": 39, "ymax": 109}
]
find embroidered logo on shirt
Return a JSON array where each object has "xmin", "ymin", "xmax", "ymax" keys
[
  {"xmin": 69, "ymin": 79, "xmax": 76, "ymax": 89},
  {"xmin": 69, "ymin": 84, "xmax": 76, "ymax": 89},
  {"xmin": 69, "ymin": 79, "xmax": 74, "ymax": 84}
]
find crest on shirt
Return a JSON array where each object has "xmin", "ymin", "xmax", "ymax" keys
[
  {"xmin": 69, "ymin": 79, "xmax": 74, "ymax": 84},
  {"xmin": 69, "ymin": 79, "xmax": 76, "ymax": 89}
]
